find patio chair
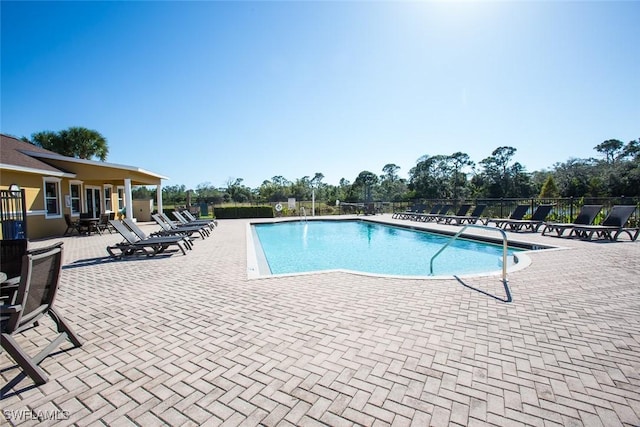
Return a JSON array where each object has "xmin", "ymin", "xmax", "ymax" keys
[
  {"xmin": 436, "ymin": 204, "xmax": 472, "ymax": 223},
  {"xmin": 541, "ymin": 205, "xmax": 603, "ymax": 237},
  {"xmin": 440, "ymin": 204, "xmax": 488, "ymax": 225},
  {"xmin": 1, "ymin": 242, "xmax": 83, "ymax": 385},
  {"xmin": 415, "ymin": 205, "xmax": 453, "ymax": 222},
  {"xmin": 107, "ymin": 220, "xmax": 190, "ymax": 258},
  {"xmin": 568, "ymin": 205, "xmax": 639, "ymax": 241},
  {"xmin": 96, "ymin": 213, "xmax": 113, "ymax": 234},
  {"xmin": 0, "ymin": 239, "xmax": 28, "ymax": 286},
  {"xmin": 497, "ymin": 204, "xmax": 555, "ymax": 232},
  {"xmin": 152, "ymin": 214, "xmax": 209, "ymax": 239},
  {"xmin": 63, "ymin": 214, "xmax": 82, "ymax": 236},
  {"xmin": 489, "ymin": 205, "xmax": 530, "ymax": 228}
]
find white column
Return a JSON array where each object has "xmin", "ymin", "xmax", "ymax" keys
[
  {"xmin": 312, "ymin": 189, "xmax": 315, "ymax": 216},
  {"xmin": 156, "ymin": 184, "xmax": 163, "ymax": 214},
  {"xmin": 124, "ymin": 178, "xmax": 133, "ymax": 220}
]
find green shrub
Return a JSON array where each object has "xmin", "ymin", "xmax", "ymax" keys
[{"xmin": 213, "ymin": 206, "xmax": 274, "ymax": 219}]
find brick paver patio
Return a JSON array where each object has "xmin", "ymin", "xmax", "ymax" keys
[{"xmin": 1, "ymin": 215, "xmax": 639, "ymax": 426}]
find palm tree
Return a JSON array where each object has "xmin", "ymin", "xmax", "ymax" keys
[{"xmin": 30, "ymin": 127, "xmax": 109, "ymax": 161}]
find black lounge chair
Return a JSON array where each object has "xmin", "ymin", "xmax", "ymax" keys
[
  {"xmin": 172, "ymin": 211, "xmax": 215, "ymax": 230},
  {"xmin": 408, "ymin": 204, "xmax": 440, "ymax": 221},
  {"xmin": 569, "ymin": 205, "xmax": 639, "ymax": 241},
  {"xmin": 490, "ymin": 205, "xmax": 530, "ymax": 228},
  {"xmin": 1, "ymin": 242, "xmax": 83, "ymax": 385},
  {"xmin": 497, "ymin": 204, "xmax": 554, "ymax": 232},
  {"xmin": 122, "ymin": 218, "xmax": 195, "ymax": 249},
  {"xmin": 182, "ymin": 210, "xmax": 218, "ymax": 228},
  {"xmin": 107, "ymin": 220, "xmax": 190, "ymax": 258},
  {"xmin": 437, "ymin": 204, "xmax": 472, "ymax": 223},
  {"xmin": 393, "ymin": 203, "xmax": 425, "ymax": 219},
  {"xmin": 415, "ymin": 205, "xmax": 452, "ymax": 222},
  {"xmin": 152, "ymin": 214, "xmax": 209, "ymax": 239},
  {"xmin": 159, "ymin": 212, "xmax": 211, "ymax": 236},
  {"xmin": 441, "ymin": 204, "xmax": 488, "ymax": 225},
  {"xmin": 541, "ymin": 205, "xmax": 603, "ymax": 237}
]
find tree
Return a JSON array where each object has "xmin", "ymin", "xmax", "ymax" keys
[
  {"xmin": 538, "ymin": 175, "xmax": 559, "ymax": 198},
  {"xmin": 449, "ymin": 152, "xmax": 474, "ymax": 199},
  {"xmin": 30, "ymin": 127, "xmax": 109, "ymax": 161},
  {"xmin": 478, "ymin": 146, "xmax": 532, "ymax": 197},
  {"xmin": 594, "ymin": 139, "xmax": 624, "ymax": 164},
  {"xmin": 353, "ymin": 171, "xmax": 379, "ymax": 202}
]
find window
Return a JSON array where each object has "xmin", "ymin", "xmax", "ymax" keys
[
  {"xmin": 70, "ymin": 182, "xmax": 82, "ymax": 215},
  {"xmin": 104, "ymin": 186, "xmax": 113, "ymax": 212},
  {"xmin": 44, "ymin": 178, "xmax": 62, "ymax": 218},
  {"xmin": 117, "ymin": 187, "xmax": 125, "ymax": 210}
]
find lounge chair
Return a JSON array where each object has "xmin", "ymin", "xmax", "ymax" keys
[
  {"xmin": 415, "ymin": 205, "xmax": 453, "ymax": 222},
  {"xmin": 172, "ymin": 211, "xmax": 215, "ymax": 230},
  {"xmin": 541, "ymin": 205, "xmax": 603, "ymax": 237},
  {"xmin": 1, "ymin": 242, "xmax": 83, "ymax": 385},
  {"xmin": 122, "ymin": 218, "xmax": 195, "ymax": 249},
  {"xmin": 489, "ymin": 205, "xmax": 530, "ymax": 228},
  {"xmin": 496, "ymin": 204, "xmax": 554, "ymax": 232},
  {"xmin": 407, "ymin": 204, "xmax": 440, "ymax": 221},
  {"xmin": 182, "ymin": 210, "xmax": 217, "ymax": 228},
  {"xmin": 150, "ymin": 214, "xmax": 209, "ymax": 239},
  {"xmin": 440, "ymin": 204, "xmax": 488, "ymax": 225},
  {"xmin": 569, "ymin": 205, "xmax": 639, "ymax": 241},
  {"xmin": 393, "ymin": 203, "xmax": 425, "ymax": 219},
  {"xmin": 159, "ymin": 212, "xmax": 211, "ymax": 236},
  {"xmin": 107, "ymin": 220, "xmax": 190, "ymax": 258},
  {"xmin": 436, "ymin": 204, "xmax": 472, "ymax": 223}
]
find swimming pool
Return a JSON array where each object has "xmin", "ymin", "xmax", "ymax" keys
[{"xmin": 249, "ymin": 219, "xmax": 529, "ymax": 278}]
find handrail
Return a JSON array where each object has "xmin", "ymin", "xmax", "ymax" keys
[
  {"xmin": 301, "ymin": 207, "xmax": 307, "ymax": 222},
  {"xmin": 429, "ymin": 224, "xmax": 509, "ymax": 284}
]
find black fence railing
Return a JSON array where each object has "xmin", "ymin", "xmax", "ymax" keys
[
  {"xmin": 0, "ymin": 189, "xmax": 28, "ymax": 240},
  {"xmin": 209, "ymin": 197, "xmax": 640, "ymax": 226}
]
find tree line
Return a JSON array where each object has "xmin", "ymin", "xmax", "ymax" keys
[{"xmin": 21, "ymin": 127, "xmax": 639, "ymax": 205}]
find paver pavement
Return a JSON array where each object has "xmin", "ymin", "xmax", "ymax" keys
[{"xmin": 1, "ymin": 216, "xmax": 639, "ymax": 426}]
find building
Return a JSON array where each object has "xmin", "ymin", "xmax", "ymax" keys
[{"xmin": 0, "ymin": 134, "xmax": 167, "ymax": 239}]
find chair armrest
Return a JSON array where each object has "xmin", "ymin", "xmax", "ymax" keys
[{"xmin": 0, "ymin": 303, "xmax": 22, "ymax": 314}]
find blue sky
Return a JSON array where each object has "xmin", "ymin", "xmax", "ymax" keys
[{"xmin": 2, "ymin": 1, "xmax": 638, "ymax": 190}]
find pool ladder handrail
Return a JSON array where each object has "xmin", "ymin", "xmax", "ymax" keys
[
  {"xmin": 429, "ymin": 224, "xmax": 509, "ymax": 284},
  {"xmin": 301, "ymin": 207, "xmax": 307, "ymax": 222}
]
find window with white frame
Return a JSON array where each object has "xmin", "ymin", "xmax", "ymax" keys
[
  {"xmin": 70, "ymin": 182, "xmax": 82, "ymax": 215},
  {"xmin": 44, "ymin": 178, "xmax": 62, "ymax": 218},
  {"xmin": 104, "ymin": 185, "xmax": 113, "ymax": 212},
  {"xmin": 117, "ymin": 187, "xmax": 125, "ymax": 210}
]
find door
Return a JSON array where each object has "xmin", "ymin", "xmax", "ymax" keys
[{"xmin": 85, "ymin": 187, "xmax": 101, "ymax": 217}]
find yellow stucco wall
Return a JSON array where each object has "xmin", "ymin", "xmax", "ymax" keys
[{"xmin": 1, "ymin": 171, "xmax": 143, "ymax": 239}]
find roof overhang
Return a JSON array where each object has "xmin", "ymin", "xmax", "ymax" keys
[
  {"xmin": 20, "ymin": 150, "xmax": 169, "ymax": 185},
  {"xmin": 0, "ymin": 162, "xmax": 76, "ymax": 178}
]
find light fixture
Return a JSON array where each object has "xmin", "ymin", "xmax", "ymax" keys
[{"xmin": 8, "ymin": 184, "xmax": 21, "ymax": 196}]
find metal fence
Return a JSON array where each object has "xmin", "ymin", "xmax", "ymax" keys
[
  {"xmin": 210, "ymin": 197, "xmax": 640, "ymax": 226},
  {"xmin": 1, "ymin": 189, "xmax": 28, "ymax": 239}
]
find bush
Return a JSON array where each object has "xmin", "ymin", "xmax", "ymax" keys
[{"xmin": 213, "ymin": 206, "xmax": 274, "ymax": 219}]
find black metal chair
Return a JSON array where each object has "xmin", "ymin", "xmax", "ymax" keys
[
  {"xmin": 63, "ymin": 214, "xmax": 81, "ymax": 235},
  {"xmin": 0, "ymin": 242, "xmax": 83, "ymax": 385}
]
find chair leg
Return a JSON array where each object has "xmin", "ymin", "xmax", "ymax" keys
[
  {"xmin": 1, "ymin": 333, "xmax": 49, "ymax": 385},
  {"xmin": 49, "ymin": 307, "xmax": 84, "ymax": 348}
]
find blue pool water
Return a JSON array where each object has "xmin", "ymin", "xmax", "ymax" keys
[{"xmin": 252, "ymin": 220, "xmax": 521, "ymax": 277}]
